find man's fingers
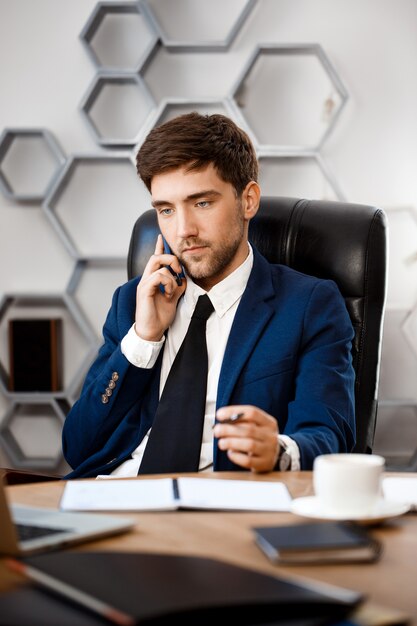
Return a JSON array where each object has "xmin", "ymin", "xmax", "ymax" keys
[
  {"xmin": 154, "ymin": 234, "xmax": 164, "ymax": 254},
  {"xmin": 141, "ymin": 252, "xmax": 181, "ymax": 279},
  {"xmin": 141, "ymin": 268, "xmax": 182, "ymax": 297},
  {"xmin": 141, "ymin": 236, "xmax": 182, "ymax": 278}
]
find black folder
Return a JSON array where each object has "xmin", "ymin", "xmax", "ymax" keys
[{"xmin": 2, "ymin": 551, "xmax": 363, "ymax": 625}]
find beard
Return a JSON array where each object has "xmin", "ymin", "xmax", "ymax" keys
[{"xmin": 176, "ymin": 209, "xmax": 245, "ymax": 287}]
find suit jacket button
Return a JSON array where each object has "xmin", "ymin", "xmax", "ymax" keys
[
  {"xmin": 101, "ymin": 394, "xmax": 109, "ymax": 404},
  {"xmin": 105, "ymin": 388, "xmax": 113, "ymax": 397},
  {"xmin": 112, "ymin": 372, "xmax": 119, "ymax": 381},
  {"xmin": 108, "ymin": 379, "xmax": 116, "ymax": 389}
]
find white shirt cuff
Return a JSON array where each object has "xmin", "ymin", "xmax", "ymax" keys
[
  {"xmin": 121, "ymin": 323, "xmax": 165, "ymax": 368},
  {"xmin": 279, "ymin": 434, "xmax": 301, "ymax": 471}
]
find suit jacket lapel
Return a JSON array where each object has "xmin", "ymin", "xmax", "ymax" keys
[{"xmin": 216, "ymin": 248, "xmax": 276, "ymax": 409}]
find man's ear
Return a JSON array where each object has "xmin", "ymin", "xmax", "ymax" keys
[{"xmin": 242, "ymin": 181, "xmax": 261, "ymax": 220}]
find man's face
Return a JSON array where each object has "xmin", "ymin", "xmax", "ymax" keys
[{"xmin": 150, "ymin": 164, "xmax": 251, "ymax": 290}]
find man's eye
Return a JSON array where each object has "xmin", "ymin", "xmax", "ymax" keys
[
  {"xmin": 197, "ymin": 201, "xmax": 210, "ymax": 208},
  {"xmin": 159, "ymin": 208, "xmax": 173, "ymax": 216}
]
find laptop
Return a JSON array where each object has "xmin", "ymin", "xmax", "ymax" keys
[{"xmin": 0, "ymin": 478, "xmax": 135, "ymax": 556}]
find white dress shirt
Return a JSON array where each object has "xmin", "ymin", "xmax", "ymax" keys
[{"xmin": 109, "ymin": 244, "xmax": 299, "ymax": 477}]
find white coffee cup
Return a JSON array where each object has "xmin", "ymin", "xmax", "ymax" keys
[{"xmin": 313, "ymin": 453, "xmax": 385, "ymax": 517}]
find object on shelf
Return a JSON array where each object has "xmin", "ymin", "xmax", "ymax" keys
[{"xmin": 8, "ymin": 319, "xmax": 62, "ymax": 392}]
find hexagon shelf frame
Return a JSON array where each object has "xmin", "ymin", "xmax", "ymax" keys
[
  {"xmin": 0, "ymin": 293, "xmax": 98, "ymax": 401},
  {"xmin": 228, "ymin": 44, "xmax": 349, "ymax": 153},
  {"xmin": 133, "ymin": 96, "xmax": 241, "ymax": 150},
  {"xmin": 42, "ymin": 152, "xmax": 148, "ymax": 262},
  {"xmin": 257, "ymin": 151, "xmax": 346, "ymax": 201},
  {"xmin": 0, "ymin": 128, "xmax": 66, "ymax": 203},
  {"xmin": 80, "ymin": 1, "xmax": 158, "ymax": 72},
  {"xmin": 0, "ymin": 397, "xmax": 69, "ymax": 470},
  {"xmin": 79, "ymin": 72, "xmax": 156, "ymax": 147},
  {"xmin": 140, "ymin": 0, "xmax": 256, "ymax": 51}
]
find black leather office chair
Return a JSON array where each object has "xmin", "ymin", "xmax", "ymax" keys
[
  {"xmin": 128, "ymin": 196, "xmax": 388, "ymax": 454},
  {"xmin": 2, "ymin": 195, "xmax": 387, "ymax": 484}
]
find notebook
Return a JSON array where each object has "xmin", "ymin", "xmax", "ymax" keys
[
  {"xmin": 253, "ymin": 521, "xmax": 383, "ymax": 565},
  {"xmin": 0, "ymin": 478, "xmax": 135, "ymax": 556},
  {"xmin": 60, "ymin": 477, "xmax": 292, "ymax": 512}
]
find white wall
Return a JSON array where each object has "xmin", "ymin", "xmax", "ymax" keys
[{"xmin": 1, "ymin": 0, "xmax": 417, "ymax": 470}]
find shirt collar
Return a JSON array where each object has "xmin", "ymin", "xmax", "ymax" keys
[{"xmin": 183, "ymin": 243, "xmax": 253, "ymax": 318}]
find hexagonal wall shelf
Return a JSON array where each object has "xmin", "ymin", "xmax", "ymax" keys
[
  {"xmin": 80, "ymin": 72, "xmax": 156, "ymax": 147},
  {"xmin": 229, "ymin": 44, "xmax": 349, "ymax": 152},
  {"xmin": 258, "ymin": 152, "xmax": 345, "ymax": 201},
  {"xmin": 0, "ymin": 293, "xmax": 98, "ymax": 400},
  {"xmin": 80, "ymin": 1, "xmax": 158, "ymax": 72},
  {"xmin": 141, "ymin": 0, "xmax": 255, "ymax": 51},
  {"xmin": 0, "ymin": 128, "xmax": 65, "ymax": 203},
  {"xmin": 43, "ymin": 153, "xmax": 151, "ymax": 261},
  {"xmin": 0, "ymin": 398, "xmax": 68, "ymax": 470}
]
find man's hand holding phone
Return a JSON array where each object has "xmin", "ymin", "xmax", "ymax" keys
[{"xmin": 134, "ymin": 234, "xmax": 186, "ymax": 342}]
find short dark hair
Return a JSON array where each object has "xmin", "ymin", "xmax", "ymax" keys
[{"xmin": 136, "ymin": 112, "xmax": 258, "ymax": 195}]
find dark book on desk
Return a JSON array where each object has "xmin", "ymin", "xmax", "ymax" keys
[
  {"xmin": 253, "ymin": 521, "xmax": 382, "ymax": 565},
  {"xmin": 5, "ymin": 551, "xmax": 364, "ymax": 625}
]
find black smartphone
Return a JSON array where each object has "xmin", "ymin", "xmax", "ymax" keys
[{"xmin": 162, "ymin": 236, "xmax": 184, "ymax": 286}]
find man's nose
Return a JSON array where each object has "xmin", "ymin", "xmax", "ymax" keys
[{"xmin": 177, "ymin": 211, "xmax": 198, "ymax": 239}]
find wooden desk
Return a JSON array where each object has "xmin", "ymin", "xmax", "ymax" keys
[{"xmin": 1, "ymin": 471, "xmax": 416, "ymax": 624}]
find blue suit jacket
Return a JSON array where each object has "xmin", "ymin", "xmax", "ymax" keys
[{"xmin": 62, "ymin": 247, "xmax": 355, "ymax": 478}]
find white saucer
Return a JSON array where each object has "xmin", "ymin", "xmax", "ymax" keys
[{"xmin": 290, "ymin": 496, "xmax": 410, "ymax": 525}]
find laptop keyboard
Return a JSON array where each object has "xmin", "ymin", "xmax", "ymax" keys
[{"xmin": 16, "ymin": 523, "xmax": 68, "ymax": 541}]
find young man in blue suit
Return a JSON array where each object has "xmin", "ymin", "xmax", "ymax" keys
[{"xmin": 62, "ymin": 112, "xmax": 355, "ymax": 478}]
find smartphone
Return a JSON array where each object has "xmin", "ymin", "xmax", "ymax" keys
[{"xmin": 162, "ymin": 236, "xmax": 184, "ymax": 286}]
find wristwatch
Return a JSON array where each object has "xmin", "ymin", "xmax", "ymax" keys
[{"xmin": 277, "ymin": 438, "xmax": 292, "ymax": 471}]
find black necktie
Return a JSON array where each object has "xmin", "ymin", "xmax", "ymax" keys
[{"xmin": 138, "ymin": 294, "xmax": 214, "ymax": 474}]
